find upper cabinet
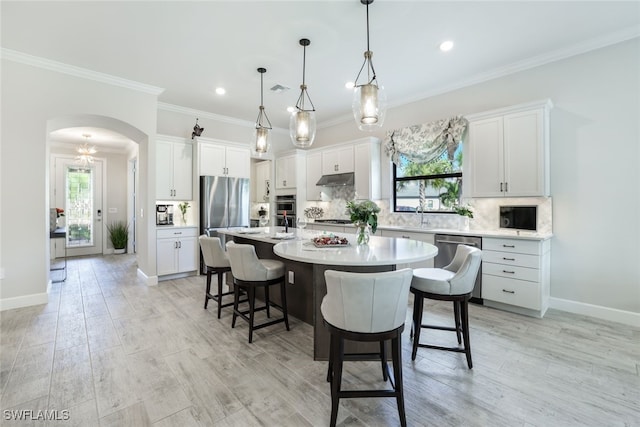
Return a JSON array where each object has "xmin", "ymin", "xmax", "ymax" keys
[
  {"xmin": 275, "ymin": 154, "xmax": 297, "ymax": 189},
  {"xmin": 306, "ymin": 152, "xmax": 323, "ymax": 201},
  {"xmin": 321, "ymin": 146, "xmax": 354, "ymax": 175},
  {"xmin": 199, "ymin": 140, "xmax": 250, "ymax": 178},
  {"xmin": 156, "ymin": 137, "xmax": 193, "ymax": 200},
  {"xmin": 354, "ymin": 139, "xmax": 381, "ymax": 200},
  {"xmin": 253, "ymin": 160, "xmax": 271, "ymax": 203},
  {"xmin": 464, "ymin": 99, "xmax": 552, "ymax": 198},
  {"xmin": 305, "ymin": 137, "xmax": 380, "ymax": 201}
]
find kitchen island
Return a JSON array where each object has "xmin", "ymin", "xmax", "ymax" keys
[{"xmin": 218, "ymin": 227, "xmax": 437, "ymax": 360}]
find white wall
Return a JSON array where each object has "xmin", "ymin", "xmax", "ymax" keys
[
  {"xmin": 311, "ymin": 39, "xmax": 640, "ymax": 316},
  {"xmin": 0, "ymin": 59, "xmax": 158, "ymax": 309}
]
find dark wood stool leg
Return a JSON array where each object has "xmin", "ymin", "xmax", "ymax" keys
[
  {"xmin": 453, "ymin": 300, "xmax": 462, "ymax": 344},
  {"xmin": 248, "ymin": 286, "xmax": 256, "ymax": 343},
  {"xmin": 204, "ymin": 269, "xmax": 212, "ymax": 309},
  {"xmin": 217, "ymin": 271, "xmax": 225, "ymax": 319},
  {"xmin": 264, "ymin": 285, "xmax": 270, "ymax": 318},
  {"xmin": 329, "ymin": 335, "xmax": 344, "ymax": 427},
  {"xmin": 380, "ymin": 341, "xmax": 388, "ymax": 381},
  {"xmin": 280, "ymin": 280, "xmax": 290, "ymax": 331},
  {"xmin": 326, "ymin": 333, "xmax": 334, "ymax": 383},
  {"xmin": 392, "ymin": 333, "xmax": 407, "ymax": 427},
  {"xmin": 232, "ymin": 282, "xmax": 240, "ymax": 328},
  {"xmin": 461, "ymin": 299, "xmax": 473, "ymax": 369},
  {"xmin": 411, "ymin": 292, "xmax": 424, "ymax": 361}
]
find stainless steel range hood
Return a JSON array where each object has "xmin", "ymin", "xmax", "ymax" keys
[{"xmin": 316, "ymin": 172, "xmax": 354, "ymax": 187}]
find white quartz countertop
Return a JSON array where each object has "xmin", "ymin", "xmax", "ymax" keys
[
  {"xmin": 219, "ymin": 228, "xmax": 438, "ymax": 267},
  {"xmin": 310, "ymin": 222, "xmax": 552, "ymax": 241}
]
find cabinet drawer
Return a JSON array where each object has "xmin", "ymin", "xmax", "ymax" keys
[
  {"xmin": 380, "ymin": 230, "xmax": 435, "ymax": 244},
  {"xmin": 483, "ymin": 237, "xmax": 540, "ymax": 255},
  {"xmin": 482, "ymin": 250, "xmax": 539, "ymax": 269},
  {"xmin": 157, "ymin": 227, "xmax": 198, "ymax": 239},
  {"xmin": 483, "ymin": 262, "xmax": 540, "ymax": 282},
  {"xmin": 482, "ymin": 275, "xmax": 541, "ymax": 310}
]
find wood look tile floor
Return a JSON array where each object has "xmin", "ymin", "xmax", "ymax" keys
[{"xmin": 1, "ymin": 254, "xmax": 638, "ymax": 426}]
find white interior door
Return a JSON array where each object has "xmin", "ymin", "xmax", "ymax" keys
[{"xmin": 54, "ymin": 156, "xmax": 104, "ymax": 257}]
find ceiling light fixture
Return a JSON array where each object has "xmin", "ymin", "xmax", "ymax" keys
[
  {"xmin": 440, "ymin": 40, "xmax": 454, "ymax": 52},
  {"xmin": 76, "ymin": 133, "xmax": 97, "ymax": 166},
  {"xmin": 254, "ymin": 67, "xmax": 272, "ymax": 155},
  {"xmin": 352, "ymin": 0, "xmax": 386, "ymax": 131},
  {"xmin": 215, "ymin": 87, "xmax": 226, "ymax": 95},
  {"xmin": 290, "ymin": 38, "xmax": 316, "ymax": 148}
]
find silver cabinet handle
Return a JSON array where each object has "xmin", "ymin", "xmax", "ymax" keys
[
  {"xmin": 178, "ymin": 241, "xmax": 182, "ymax": 248},
  {"xmin": 505, "ymin": 182, "xmax": 508, "ymax": 192},
  {"xmin": 502, "ymin": 289, "xmax": 515, "ymax": 294},
  {"xmin": 502, "ymin": 270, "xmax": 515, "ymax": 274},
  {"xmin": 503, "ymin": 257, "xmax": 516, "ymax": 261},
  {"xmin": 502, "ymin": 244, "xmax": 515, "ymax": 248},
  {"xmin": 402, "ymin": 235, "xmax": 410, "ymax": 239},
  {"xmin": 500, "ymin": 182, "xmax": 503, "ymax": 192}
]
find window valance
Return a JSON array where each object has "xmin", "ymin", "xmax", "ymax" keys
[{"xmin": 383, "ymin": 116, "xmax": 468, "ymax": 165}]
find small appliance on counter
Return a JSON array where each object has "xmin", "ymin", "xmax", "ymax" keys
[
  {"xmin": 499, "ymin": 205, "xmax": 537, "ymax": 231},
  {"xmin": 156, "ymin": 204, "xmax": 174, "ymax": 226}
]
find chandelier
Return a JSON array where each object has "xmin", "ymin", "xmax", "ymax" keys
[{"xmin": 76, "ymin": 134, "xmax": 97, "ymax": 166}]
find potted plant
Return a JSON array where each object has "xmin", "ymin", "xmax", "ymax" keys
[
  {"xmin": 107, "ymin": 221, "xmax": 129, "ymax": 254},
  {"xmin": 178, "ymin": 202, "xmax": 190, "ymax": 224},
  {"xmin": 346, "ymin": 200, "xmax": 380, "ymax": 245}
]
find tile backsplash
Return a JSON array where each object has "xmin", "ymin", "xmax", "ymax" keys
[{"xmin": 301, "ymin": 191, "xmax": 552, "ymax": 234}]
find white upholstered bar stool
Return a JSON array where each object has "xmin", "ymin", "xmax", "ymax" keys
[
  {"xmin": 225, "ymin": 241, "xmax": 290, "ymax": 343},
  {"xmin": 321, "ymin": 268, "xmax": 414, "ymax": 427},
  {"xmin": 199, "ymin": 235, "xmax": 239, "ymax": 318},
  {"xmin": 410, "ymin": 244, "xmax": 482, "ymax": 368}
]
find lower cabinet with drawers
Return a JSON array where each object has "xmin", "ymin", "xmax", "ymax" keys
[
  {"xmin": 482, "ymin": 237, "xmax": 551, "ymax": 317},
  {"xmin": 157, "ymin": 227, "xmax": 198, "ymax": 278},
  {"xmin": 379, "ymin": 230, "xmax": 435, "ymax": 269}
]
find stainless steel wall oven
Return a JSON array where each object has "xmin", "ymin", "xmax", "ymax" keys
[{"xmin": 275, "ymin": 195, "xmax": 296, "ymax": 228}]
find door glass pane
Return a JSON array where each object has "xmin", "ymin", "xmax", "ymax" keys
[{"xmin": 66, "ymin": 166, "xmax": 93, "ymax": 247}]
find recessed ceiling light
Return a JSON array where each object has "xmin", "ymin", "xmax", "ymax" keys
[
  {"xmin": 215, "ymin": 87, "xmax": 226, "ymax": 95},
  {"xmin": 440, "ymin": 40, "xmax": 454, "ymax": 52},
  {"xmin": 345, "ymin": 81, "xmax": 355, "ymax": 89}
]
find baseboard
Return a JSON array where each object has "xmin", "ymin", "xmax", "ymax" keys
[
  {"xmin": 0, "ymin": 290, "xmax": 49, "ymax": 311},
  {"xmin": 550, "ymin": 297, "xmax": 640, "ymax": 327},
  {"xmin": 137, "ymin": 268, "xmax": 158, "ymax": 286}
]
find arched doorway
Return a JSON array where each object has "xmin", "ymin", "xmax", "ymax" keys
[{"xmin": 46, "ymin": 115, "xmax": 150, "ymax": 269}]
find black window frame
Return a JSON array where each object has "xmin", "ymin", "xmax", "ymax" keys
[{"xmin": 392, "ymin": 163, "xmax": 462, "ymax": 214}]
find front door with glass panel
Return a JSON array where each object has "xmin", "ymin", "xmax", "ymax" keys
[{"xmin": 54, "ymin": 157, "xmax": 103, "ymax": 256}]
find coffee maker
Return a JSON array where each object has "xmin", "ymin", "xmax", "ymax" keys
[{"xmin": 156, "ymin": 204, "xmax": 174, "ymax": 225}]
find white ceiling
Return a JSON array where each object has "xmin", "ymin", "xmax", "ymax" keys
[{"xmin": 2, "ymin": 1, "xmax": 639, "ymax": 146}]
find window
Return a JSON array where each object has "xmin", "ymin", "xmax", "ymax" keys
[
  {"xmin": 66, "ymin": 166, "xmax": 94, "ymax": 247},
  {"xmin": 393, "ymin": 141, "xmax": 463, "ymax": 213}
]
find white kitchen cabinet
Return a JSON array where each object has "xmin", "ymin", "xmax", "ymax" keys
[
  {"xmin": 253, "ymin": 160, "xmax": 271, "ymax": 203},
  {"xmin": 156, "ymin": 138, "xmax": 193, "ymax": 200},
  {"xmin": 481, "ymin": 237, "xmax": 550, "ymax": 317},
  {"xmin": 321, "ymin": 146, "xmax": 354, "ymax": 175},
  {"xmin": 275, "ymin": 154, "xmax": 297, "ymax": 189},
  {"xmin": 156, "ymin": 227, "xmax": 198, "ymax": 276},
  {"xmin": 199, "ymin": 141, "xmax": 250, "ymax": 178},
  {"xmin": 379, "ymin": 230, "xmax": 435, "ymax": 269},
  {"xmin": 465, "ymin": 99, "xmax": 551, "ymax": 198},
  {"xmin": 306, "ymin": 152, "xmax": 323, "ymax": 201},
  {"xmin": 354, "ymin": 139, "xmax": 381, "ymax": 200}
]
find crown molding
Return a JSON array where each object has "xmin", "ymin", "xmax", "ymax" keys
[
  {"xmin": 1, "ymin": 48, "xmax": 165, "ymax": 96},
  {"xmin": 319, "ymin": 26, "xmax": 640, "ymax": 130},
  {"xmin": 157, "ymin": 102, "xmax": 288, "ymax": 134}
]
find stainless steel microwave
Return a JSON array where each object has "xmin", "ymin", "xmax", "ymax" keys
[{"xmin": 499, "ymin": 205, "xmax": 537, "ymax": 231}]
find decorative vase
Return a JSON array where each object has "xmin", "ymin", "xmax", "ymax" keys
[
  {"xmin": 181, "ymin": 214, "xmax": 187, "ymax": 225},
  {"xmin": 355, "ymin": 222, "xmax": 371, "ymax": 246},
  {"xmin": 459, "ymin": 215, "xmax": 470, "ymax": 231}
]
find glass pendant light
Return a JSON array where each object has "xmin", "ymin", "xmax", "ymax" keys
[
  {"xmin": 254, "ymin": 67, "xmax": 272, "ymax": 155},
  {"xmin": 290, "ymin": 38, "xmax": 316, "ymax": 148},
  {"xmin": 352, "ymin": 0, "xmax": 387, "ymax": 131}
]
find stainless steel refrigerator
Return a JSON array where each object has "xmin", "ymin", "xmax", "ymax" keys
[
  {"xmin": 200, "ymin": 175, "xmax": 250, "ymax": 233},
  {"xmin": 199, "ymin": 175, "xmax": 250, "ymax": 271}
]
